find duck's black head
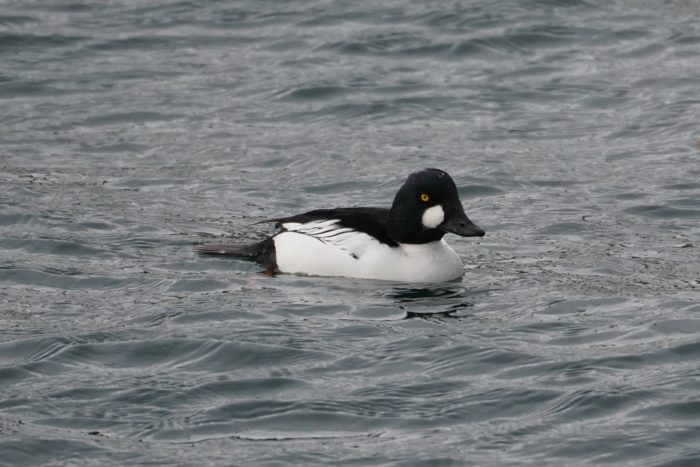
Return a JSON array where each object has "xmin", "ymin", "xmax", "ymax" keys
[{"xmin": 388, "ymin": 168, "xmax": 485, "ymax": 244}]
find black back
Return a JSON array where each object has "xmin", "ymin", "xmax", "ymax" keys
[
  {"xmin": 267, "ymin": 207, "xmax": 399, "ymax": 247},
  {"xmin": 264, "ymin": 168, "xmax": 479, "ymax": 246}
]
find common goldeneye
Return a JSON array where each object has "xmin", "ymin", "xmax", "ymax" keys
[{"xmin": 195, "ymin": 168, "xmax": 485, "ymax": 282}]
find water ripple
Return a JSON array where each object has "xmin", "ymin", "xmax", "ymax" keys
[{"xmin": 1, "ymin": 0, "xmax": 699, "ymax": 465}]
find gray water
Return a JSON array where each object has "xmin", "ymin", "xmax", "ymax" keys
[{"xmin": 1, "ymin": 0, "xmax": 699, "ymax": 465}]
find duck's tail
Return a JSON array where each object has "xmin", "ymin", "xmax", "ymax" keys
[
  {"xmin": 193, "ymin": 237, "xmax": 277, "ymax": 272},
  {"xmin": 193, "ymin": 242, "xmax": 259, "ymax": 256}
]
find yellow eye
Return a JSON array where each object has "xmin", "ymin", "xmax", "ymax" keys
[{"xmin": 420, "ymin": 193, "xmax": 430, "ymax": 202}]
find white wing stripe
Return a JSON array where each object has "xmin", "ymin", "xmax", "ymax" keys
[
  {"xmin": 277, "ymin": 218, "xmax": 381, "ymax": 259},
  {"xmin": 282, "ymin": 219, "xmax": 340, "ymax": 233},
  {"xmin": 316, "ymin": 228, "xmax": 353, "ymax": 238}
]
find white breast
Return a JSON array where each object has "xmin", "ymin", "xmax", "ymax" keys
[{"xmin": 273, "ymin": 227, "xmax": 464, "ymax": 283}]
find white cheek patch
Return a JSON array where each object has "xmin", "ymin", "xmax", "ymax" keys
[{"xmin": 421, "ymin": 204, "xmax": 445, "ymax": 229}]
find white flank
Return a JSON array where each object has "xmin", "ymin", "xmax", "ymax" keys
[
  {"xmin": 421, "ymin": 205, "xmax": 445, "ymax": 229},
  {"xmin": 273, "ymin": 219, "xmax": 464, "ymax": 282}
]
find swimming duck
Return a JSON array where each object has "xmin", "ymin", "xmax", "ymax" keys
[{"xmin": 195, "ymin": 168, "xmax": 485, "ymax": 282}]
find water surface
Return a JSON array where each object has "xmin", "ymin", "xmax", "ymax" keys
[{"xmin": 1, "ymin": 0, "xmax": 699, "ymax": 465}]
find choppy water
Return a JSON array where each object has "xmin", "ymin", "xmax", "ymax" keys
[{"xmin": 2, "ymin": 0, "xmax": 699, "ymax": 465}]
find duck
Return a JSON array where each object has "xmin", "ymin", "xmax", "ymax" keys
[{"xmin": 194, "ymin": 168, "xmax": 485, "ymax": 282}]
